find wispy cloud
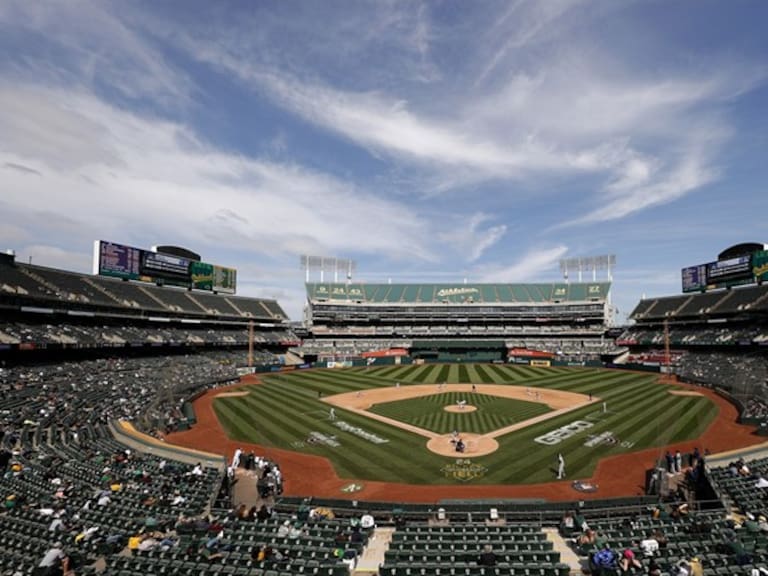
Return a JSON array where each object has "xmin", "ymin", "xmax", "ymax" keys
[
  {"xmin": 473, "ymin": 245, "xmax": 569, "ymax": 283},
  {"xmin": 0, "ymin": 83, "xmax": 435, "ymax": 263},
  {"xmin": 183, "ymin": 32, "xmax": 763, "ymax": 226},
  {"xmin": 0, "ymin": 0, "xmax": 193, "ymax": 106},
  {"xmin": 437, "ymin": 213, "xmax": 507, "ymax": 262}
]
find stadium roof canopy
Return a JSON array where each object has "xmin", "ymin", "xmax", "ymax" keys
[{"xmin": 306, "ymin": 282, "xmax": 610, "ymax": 304}]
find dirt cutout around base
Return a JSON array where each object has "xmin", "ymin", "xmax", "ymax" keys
[
  {"xmin": 427, "ymin": 433, "xmax": 499, "ymax": 457},
  {"xmin": 444, "ymin": 405, "xmax": 478, "ymax": 413}
]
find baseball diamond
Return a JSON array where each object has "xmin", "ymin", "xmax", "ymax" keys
[{"xmin": 210, "ymin": 364, "xmax": 719, "ymax": 486}]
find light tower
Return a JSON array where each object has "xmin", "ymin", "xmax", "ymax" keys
[{"xmin": 300, "ymin": 255, "xmax": 357, "ymax": 283}]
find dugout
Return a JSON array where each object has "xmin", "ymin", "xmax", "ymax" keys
[{"xmin": 409, "ymin": 339, "xmax": 507, "ymax": 363}]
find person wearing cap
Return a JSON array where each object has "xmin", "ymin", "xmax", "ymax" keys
[{"xmin": 618, "ymin": 548, "xmax": 642, "ymax": 573}]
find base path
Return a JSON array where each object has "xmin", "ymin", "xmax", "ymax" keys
[
  {"xmin": 323, "ymin": 384, "xmax": 594, "ymax": 456},
  {"xmin": 165, "ymin": 374, "xmax": 765, "ymax": 504}
]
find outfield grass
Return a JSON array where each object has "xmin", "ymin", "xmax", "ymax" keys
[
  {"xmin": 368, "ymin": 391, "xmax": 551, "ymax": 434},
  {"xmin": 212, "ymin": 365, "xmax": 718, "ymax": 485}
]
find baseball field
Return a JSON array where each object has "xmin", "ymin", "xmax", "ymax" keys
[{"xmin": 210, "ymin": 364, "xmax": 718, "ymax": 485}]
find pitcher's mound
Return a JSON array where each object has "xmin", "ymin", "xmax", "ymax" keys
[
  {"xmin": 444, "ymin": 405, "xmax": 477, "ymax": 413},
  {"xmin": 426, "ymin": 433, "xmax": 499, "ymax": 457}
]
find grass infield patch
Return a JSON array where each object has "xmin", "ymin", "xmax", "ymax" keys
[{"xmin": 368, "ymin": 391, "xmax": 551, "ymax": 435}]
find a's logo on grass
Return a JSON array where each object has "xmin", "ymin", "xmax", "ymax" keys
[
  {"xmin": 572, "ymin": 480, "xmax": 599, "ymax": 493},
  {"xmin": 291, "ymin": 441, "xmax": 306, "ymax": 449},
  {"xmin": 441, "ymin": 459, "xmax": 488, "ymax": 482},
  {"xmin": 341, "ymin": 483, "xmax": 364, "ymax": 493}
]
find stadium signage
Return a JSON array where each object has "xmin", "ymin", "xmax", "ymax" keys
[
  {"xmin": 584, "ymin": 431, "xmax": 617, "ymax": 447},
  {"xmin": 307, "ymin": 431, "xmax": 340, "ymax": 447},
  {"xmin": 333, "ymin": 421, "xmax": 389, "ymax": 444},
  {"xmin": 436, "ymin": 287, "xmax": 479, "ymax": 297},
  {"xmin": 534, "ymin": 420, "xmax": 593, "ymax": 445},
  {"xmin": 92, "ymin": 240, "xmax": 237, "ymax": 294}
]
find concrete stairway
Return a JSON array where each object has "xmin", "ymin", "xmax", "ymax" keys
[
  {"xmin": 543, "ymin": 527, "xmax": 583, "ymax": 575},
  {"xmin": 354, "ymin": 527, "xmax": 394, "ymax": 575}
]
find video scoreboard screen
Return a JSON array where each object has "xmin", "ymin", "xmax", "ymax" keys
[
  {"xmin": 93, "ymin": 240, "xmax": 237, "ymax": 293},
  {"xmin": 706, "ymin": 255, "xmax": 752, "ymax": 281},
  {"xmin": 681, "ymin": 253, "xmax": 758, "ymax": 293},
  {"xmin": 681, "ymin": 264, "xmax": 707, "ymax": 293},
  {"xmin": 97, "ymin": 241, "xmax": 143, "ymax": 280}
]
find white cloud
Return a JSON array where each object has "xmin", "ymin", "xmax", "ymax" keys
[
  {"xmin": 0, "ymin": 0, "xmax": 193, "ymax": 105},
  {"xmin": 473, "ymin": 245, "xmax": 569, "ymax": 283},
  {"xmin": 0, "ymin": 83, "xmax": 435, "ymax": 264},
  {"xmin": 183, "ymin": 35, "xmax": 763, "ymax": 226},
  {"xmin": 437, "ymin": 213, "xmax": 507, "ymax": 262},
  {"xmin": 16, "ymin": 244, "xmax": 92, "ymax": 273},
  {"xmin": 474, "ymin": 0, "xmax": 587, "ymax": 85}
]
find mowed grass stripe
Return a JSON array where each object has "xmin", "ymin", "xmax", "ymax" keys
[
  {"xmin": 232, "ymin": 387, "xmax": 440, "ymax": 481},
  {"xmin": 213, "ymin": 366, "xmax": 721, "ymax": 485}
]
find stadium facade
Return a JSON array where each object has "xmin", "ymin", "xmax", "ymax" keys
[{"xmin": 302, "ymin": 281, "xmax": 615, "ymax": 363}]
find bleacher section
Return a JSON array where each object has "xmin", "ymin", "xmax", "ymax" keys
[
  {"xmin": 381, "ymin": 523, "xmax": 568, "ymax": 576},
  {"xmin": 307, "ymin": 282, "xmax": 610, "ymax": 305},
  {"xmin": 0, "ymin": 258, "xmax": 288, "ymax": 322},
  {"xmin": 630, "ymin": 285, "xmax": 768, "ymax": 322}
]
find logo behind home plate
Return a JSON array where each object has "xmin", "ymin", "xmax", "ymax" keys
[
  {"xmin": 441, "ymin": 459, "xmax": 488, "ymax": 482},
  {"xmin": 340, "ymin": 483, "xmax": 364, "ymax": 493}
]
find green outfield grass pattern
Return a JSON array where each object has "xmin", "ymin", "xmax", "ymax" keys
[
  {"xmin": 368, "ymin": 391, "xmax": 551, "ymax": 434},
  {"xmin": 212, "ymin": 365, "xmax": 718, "ymax": 485}
]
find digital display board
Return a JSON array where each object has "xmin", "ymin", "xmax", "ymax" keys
[
  {"xmin": 189, "ymin": 262, "xmax": 237, "ymax": 293},
  {"xmin": 93, "ymin": 240, "xmax": 238, "ymax": 294},
  {"xmin": 753, "ymin": 250, "xmax": 768, "ymax": 283},
  {"xmin": 706, "ymin": 255, "xmax": 752, "ymax": 281},
  {"xmin": 190, "ymin": 261, "xmax": 214, "ymax": 291},
  {"xmin": 681, "ymin": 264, "xmax": 707, "ymax": 293},
  {"xmin": 141, "ymin": 251, "xmax": 190, "ymax": 277},
  {"xmin": 213, "ymin": 265, "xmax": 237, "ymax": 294},
  {"xmin": 95, "ymin": 240, "xmax": 143, "ymax": 280}
]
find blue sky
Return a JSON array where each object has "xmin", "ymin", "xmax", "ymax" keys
[{"xmin": 1, "ymin": 0, "xmax": 767, "ymax": 321}]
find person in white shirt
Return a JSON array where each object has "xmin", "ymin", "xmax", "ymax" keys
[
  {"xmin": 640, "ymin": 537, "xmax": 660, "ymax": 557},
  {"xmin": 38, "ymin": 542, "xmax": 65, "ymax": 569},
  {"xmin": 360, "ymin": 512, "xmax": 375, "ymax": 530}
]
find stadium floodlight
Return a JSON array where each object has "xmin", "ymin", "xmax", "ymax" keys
[
  {"xmin": 559, "ymin": 255, "xmax": 616, "ymax": 283},
  {"xmin": 300, "ymin": 255, "xmax": 357, "ymax": 283}
]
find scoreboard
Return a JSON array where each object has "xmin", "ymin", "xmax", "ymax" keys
[
  {"xmin": 681, "ymin": 253, "xmax": 759, "ymax": 293},
  {"xmin": 97, "ymin": 241, "xmax": 143, "ymax": 280},
  {"xmin": 681, "ymin": 264, "xmax": 707, "ymax": 293},
  {"xmin": 93, "ymin": 240, "xmax": 237, "ymax": 294}
]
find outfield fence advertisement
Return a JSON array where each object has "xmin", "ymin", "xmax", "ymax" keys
[{"xmin": 93, "ymin": 240, "xmax": 237, "ymax": 294}]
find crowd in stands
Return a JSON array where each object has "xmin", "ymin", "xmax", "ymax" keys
[
  {"xmin": 676, "ymin": 352, "xmax": 768, "ymax": 400},
  {"xmin": 0, "ymin": 351, "xmax": 243, "ymax": 445},
  {"xmin": 617, "ymin": 325, "xmax": 768, "ymax": 347},
  {"xmin": 0, "ymin": 321, "xmax": 294, "ymax": 352},
  {"xmin": 561, "ymin": 501, "xmax": 768, "ymax": 575}
]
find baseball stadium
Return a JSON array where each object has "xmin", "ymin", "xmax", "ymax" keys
[{"xmin": 1, "ymin": 242, "xmax": 768, "ymax": 575}]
